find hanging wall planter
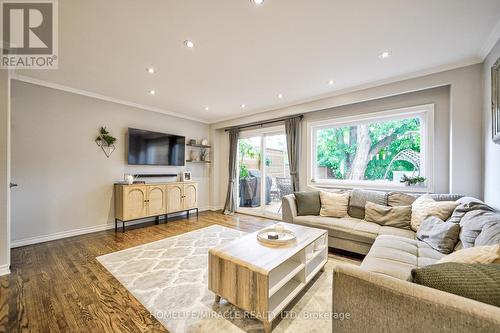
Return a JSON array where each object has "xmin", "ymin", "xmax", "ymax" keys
[{"xmin": 95, "ymin": 126, "xmax": 117, "ymax": 158}]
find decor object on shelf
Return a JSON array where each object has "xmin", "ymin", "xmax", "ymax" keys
[
  {"xmin": 182, "ymin": 171, "xmax": 192, "ymax": 181},
  {"xmin": 95, "ymin": 126, "xmax": 117, "ymax": 158},
  {"xmin": 400, "ymin": 174, "xmax": 426, "ymax": 186},
  {"xmin": 491, "ymin": 56, "xmax": 500, "ymax": 144},
  {"xmin": 189, "ymin": 139, "xmax": 197, "ymax": 145},
  {"xmin": 200, "ymin": 148, "xmax": 209, "ymax": 161},
  {"xmin": 190, "ymin": 150, "xmax": 200, "ymax": 161},
  {"xmin": 201, "ymin": 138, "xmax": 209, "ymax": 146},
  {"xmin": 124, "ymin": 174, "xmax": 135, "ymax": 185}
]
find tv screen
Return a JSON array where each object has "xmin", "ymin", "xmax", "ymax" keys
[{"xmin": 128, "ymin": 128, "xmax": 185, "ymax": 166}]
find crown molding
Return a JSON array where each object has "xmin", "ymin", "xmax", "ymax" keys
[
  {"xmin": 10, "ymin": 74, "xmax": 210, "ymax": 124},
  {"xmin": 479, "ymin": 16, "xmax": 500, "ymax": 59}
]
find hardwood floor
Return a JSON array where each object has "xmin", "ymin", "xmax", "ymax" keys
[{"xmin": 0, "ymin": 211, "xmax": 278, "ymax": 333}]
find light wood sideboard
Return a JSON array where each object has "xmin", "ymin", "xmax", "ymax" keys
[
  {"xmin": 208, "ymin": 223, "xmax": 328, "ymax": 333},
  {"xmin": 114, "ymin": 181, "xmax": 198, "ymax": 232}
]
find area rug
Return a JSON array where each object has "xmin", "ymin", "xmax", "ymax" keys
[{"xmin": 97, "ymin": 225, "xmax": 359, "ymax": 333}]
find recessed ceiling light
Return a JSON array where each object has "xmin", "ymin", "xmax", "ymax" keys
[
  {"xmin": 252, "ymin": 0, "xmax": 264, "ymax": 5},
  {"xmin": 378, "ymin": 51, "xmax": 391, "ymax": 59},
  {"xmin": 146, "ymin": 67, "xmax": 155, "ymax": 74},
  {"xmin": 184, "ymin": 40, "xmax": 195, "ymax": 48},
  {"xmin": 205, "ymin": 106, "xmax": 209, "ymax": 111},
  {"xmin": 241, "ymin": 104, "xmax": 246, "ymax": 108},
  {"xmin": 328, "ymin": 80, "xmax": 334, "ymax": 85},
  {"xmin": 148, "ymin": 89, "xmax": 155, "ymax": 95},
  {"xmin": 278, "ymin": 93, "xmax": 283, "ymax": 99}
]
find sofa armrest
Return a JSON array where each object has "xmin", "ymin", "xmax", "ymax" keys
[
  {"xmin": 332, "ymin": 264, "xmax": 500, "ymax": 333},
  {"xmin": 282, "ymin": 194, "xmax": 297, "ymax": 223}
]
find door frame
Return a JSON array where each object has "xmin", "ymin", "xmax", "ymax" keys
[{"xmin": 236, "ymin": 125, "xmax": 285, "ymax": 219}]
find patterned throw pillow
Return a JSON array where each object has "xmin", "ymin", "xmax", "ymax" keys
[{"xmin": 411, "ymin": 194, "xmax": 458, "ymax": 231}]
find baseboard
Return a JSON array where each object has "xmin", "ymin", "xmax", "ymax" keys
[
  {"xmin": 0, "ymin": 264, "xmax": 11, "ymax": 276},
  {"xmin": 11, "ymin": 207, "xmax": 212, "ymax": 248}
]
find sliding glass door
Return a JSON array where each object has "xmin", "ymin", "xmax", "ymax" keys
[{"xmin": 237, "ymin": 127, "xmax": 290, "ymax": 219}]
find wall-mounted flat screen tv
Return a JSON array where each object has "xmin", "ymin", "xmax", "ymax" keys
[{"xmin": 128, "ymin": 128, "xmax": 185, "ymax": 166}]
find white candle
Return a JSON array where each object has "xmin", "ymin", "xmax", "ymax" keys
[{"xmin": 275, "ymin": 223, "xmax": 285, "ymax": 234}]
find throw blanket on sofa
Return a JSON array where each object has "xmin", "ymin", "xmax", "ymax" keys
[{"xmin": 449, "ymin": 198, "xmax": 500, "ymax": 248}]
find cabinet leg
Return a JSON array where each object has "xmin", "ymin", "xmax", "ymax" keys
[
  {"xmin": 187, "ymin": 210, "xmax": 190, "ymax": 219},
  {"xmin": 155, "ymin": 216, "xmax": 159, "ymax": 225},
  {"xmin": 165, "ymin": 214, "xmax": 168, "ymax": 223},
  {"xmin": 263, "ymin": 320, "xmax": 272, "ymax": 333},
  {"xmin": 196, "ymin": 208, "xmax": 199, "ymax": 217},
  {"xmin": 214, "ymin": 295, "xmax": 221, "ymax": 304},
  {"xmin": 122, "ymin": 221, "xmax": 125, "ymax": 233},
  {"xmin": 114, "ymin": 218, "xmax": 117, "ymax": 232}
]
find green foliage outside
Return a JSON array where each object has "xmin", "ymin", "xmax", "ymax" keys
[{"xmin": 316, "ymin": 118, "xmax": 421, "ymax": 180}]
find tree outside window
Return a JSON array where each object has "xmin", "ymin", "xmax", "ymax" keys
[{"xmin": 315, "ymin": 117, "xmax": 422, "ymax": 183}]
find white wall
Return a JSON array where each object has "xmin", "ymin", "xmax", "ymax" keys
[
  {"xmin": 10, "ymin": 80, "xmax": 211, "ymax": 245},
  {"xmin": 483, "ymin": 38, "xmax": 500, "ymax": 210},
  {"xmin": 210, "ymin": 64, "xmax": 483, "ymax": 208},
  {"xmin": 0, "ymin": 70, "xmax": 10, "ymax": 275}
]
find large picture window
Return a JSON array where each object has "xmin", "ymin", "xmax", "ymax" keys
[{"xmin": 308, "ymin": 105, "xmax": 434, "ymax": 191}]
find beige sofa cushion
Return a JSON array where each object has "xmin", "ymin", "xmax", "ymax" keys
[
  {"xmin": 293, "ymin": 215, "xmax": 380, "ymax": 244},
  {"xmin": 365, "ymin": 201, "xmax": 412, "ymax": 229},
  {"xmin": 437, "ymin": 244, "xmax": 500, "ymax": 264},
  {"xmin": 411, "ymin": 194, "xmax": 458, "ymax": 231},
  {"xmin": 360, "ymin": 235, "xmax": 445, "ymax": 280},
  {"xmin": 388, "ymin": 191, "xmax": 416, "ymax": 206},
  {"xmin": 319, "ymin": 191, "xmax": 349, "ymax": 218}
]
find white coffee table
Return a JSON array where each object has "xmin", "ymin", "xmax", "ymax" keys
[{"xmin": 208, "ymin": 223, "xmax": 328, "ymax": 332}]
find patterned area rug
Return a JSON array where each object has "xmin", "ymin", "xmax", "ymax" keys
[{"xmin": 97, "ymin": 225, "xmax": 359, "ymax": 333}]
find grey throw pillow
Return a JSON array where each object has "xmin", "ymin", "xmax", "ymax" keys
[
  {"xmin": 348, "ymin": 189, "xmax": 388, "ymax": 219},
  {"xmin": 294, "ymin": 191, "xmax": 321, "ymax": 216},
  {"xmin": 416, "ymin": 216, "xmax": 460, "ymax": 254}
]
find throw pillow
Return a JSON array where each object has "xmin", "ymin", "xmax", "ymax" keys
[
  {"xmin": 437, "ymin": 244, "xmax": 500, "ymax": 264},
  {"xmin": 387, "ymin": 192, "xmax": 416, "ymax": 207},
  {"xmin": 319, "ymin": 191, "xmax": 349, "ymax": 218},
  {"xmin": 294, "ymin": 191, "xmax": 321, "ymax": 216},
  {"xmin": 416, "ymin": 216, "xmax": 460, "ymax": 254},
  {"xmin": 348, "ymin": 189, "xmax": 388, "ymax": 219},
  {"xmin": 410, "ymin": 194, "xmax": 458, "ymax": 231},
  {"xmin": 364, "ymin": 201, "xmax": 412, "ymax": 229},
  {"xmin": 411, "ymin": 263, "xmax": 500, "ymax": 307}
]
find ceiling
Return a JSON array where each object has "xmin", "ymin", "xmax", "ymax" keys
[{"xmin": 16, "ymin": 0, "xmax": 500, "ymax": 123}]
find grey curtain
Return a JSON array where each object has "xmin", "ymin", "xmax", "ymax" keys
[
  {"xmin": 223, "ymin": 128, "xmax": 240, "ymax": 215},
  {"xmin": 285, "ymin": 116, "xmax": 302, "ymax": 192}
]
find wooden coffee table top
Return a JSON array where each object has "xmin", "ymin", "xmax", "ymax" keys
[{"xmin": 209, "ymin": 222, "xmax": 326, "ymax": 275}]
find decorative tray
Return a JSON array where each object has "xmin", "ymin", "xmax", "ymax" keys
[{"xmin": 257, "ymin": 227, "xmax": 296, "ymax": 246}]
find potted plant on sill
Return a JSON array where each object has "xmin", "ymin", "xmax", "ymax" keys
[{"xmin": 400, "ymin": 174, "xmax": 426, "ymax": 187}]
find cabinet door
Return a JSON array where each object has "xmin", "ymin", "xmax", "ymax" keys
[
  {"xmin": 166, "ymin": 184, "xmax": 184, "ymax": 213},
  {"xmin": 123, "ymin": 186, "xmax": 147, "ymax": 220},
  {"xmin": 147, "ymin": 185, "xmax": 165, "ymax": 216},
  {"xmin": 183, "ymin": 183, "xmax": 198, "ymax": 210}
]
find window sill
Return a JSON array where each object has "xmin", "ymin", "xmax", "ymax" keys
[{"xmin": 307, "ymin": 180, "xmax": 432, "ymax": 193}]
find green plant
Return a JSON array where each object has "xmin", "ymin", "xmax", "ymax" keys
[
  {"xmin": 400, "ymin": 174, "xmax": 426, "ymax": 186},
  {"xmin": 239, "ymin": 164, "xmax": 250, "ymax": 179},
  {"xmin": 96, "ymin": 126, "xmax": 117, "ymax": 146}
]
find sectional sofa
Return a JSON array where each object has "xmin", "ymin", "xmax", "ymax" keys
[{"xmin": 282, "ymin": 190, "xmax": 500, "ymax": 332}]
